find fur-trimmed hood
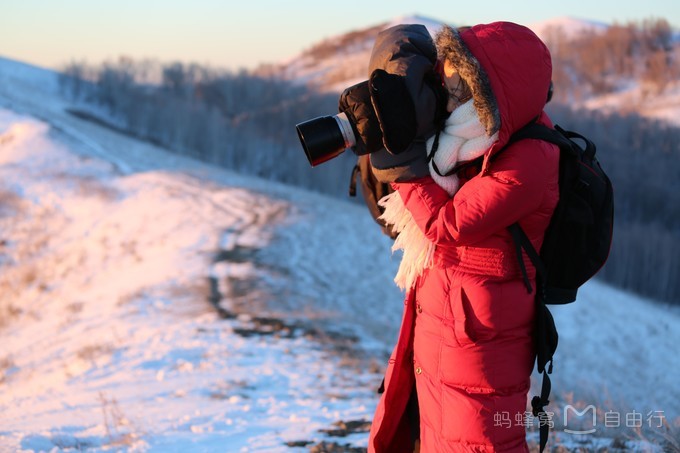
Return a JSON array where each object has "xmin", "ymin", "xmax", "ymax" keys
[{"xmin": 435, "ymin": 22, "xmax": 553, "ymax": 161}]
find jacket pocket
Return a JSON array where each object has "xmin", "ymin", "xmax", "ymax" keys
[
  {"xmin": 447, "ymin": 284, "xmax": 475, "ymax": 347},
  {"xmin": 448, "ymin": 280, "xmax": 500, "ymax": 348}
]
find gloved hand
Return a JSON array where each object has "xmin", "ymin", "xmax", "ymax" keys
[
  {"xmin": 370, "ymin": 139, "xmax": 431, "ymax": 183},
  {"xmin": 338, "ymin": 81, "xmax": 383, "ymax": 155},
  {"xmin": 369, "ymin": 68, "xmax": 449, "ymax": 155},
  {"xmin": 368, "ymin": 67, "xmax": 451, "ymax": 184},
  {"xmin": 422, "ymin": 67, "xmax": 450, "ymax": 131},
  {"xmin": 369, "ymin": 69, "xmax": 417, "ymax": 155},
  {"xmin": 339, "ymin": 68, "xmax": 449, "ymax": 183}
]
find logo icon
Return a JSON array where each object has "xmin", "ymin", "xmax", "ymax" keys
[{"xmin": 564, "ymin": 405, "xmax": 597, "ymax": 434}]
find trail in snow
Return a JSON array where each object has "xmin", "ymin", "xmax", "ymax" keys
[{"xmin": 0, "ymin": 110, "xmax": 385, "ymax": 452}]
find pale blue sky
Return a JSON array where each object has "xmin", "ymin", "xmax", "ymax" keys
[{"xmin": 1, "ymin": 0, "xmax": 678, "ymax": 71}]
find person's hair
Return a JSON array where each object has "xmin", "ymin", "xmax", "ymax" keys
[{"xmin": 450, "ymin": 76, "xmax": 472, "ymax": 105}]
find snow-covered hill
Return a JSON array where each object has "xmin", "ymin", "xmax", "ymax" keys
[
  {"xmin": 260, "ymin": 15, "xmax": 680, "ymax": 127},
  {"xmin": 257, "ymin": 15, "xmax": 608, "ymax": 92},
  {"xmin": 1, "ymin": 57, "xmax": 679, "ymax": 452},
  {"xmin": 255, "ymin": 15, "xmax": 444, "ymax": 93},
  {"xmin": 529, "ymin": 16, "xmax": 608, "ymax": 42}
]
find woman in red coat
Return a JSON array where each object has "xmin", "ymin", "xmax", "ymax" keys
[{"xmin": 368, "ymin": 22, "xmax": 559, "ymax": 452}]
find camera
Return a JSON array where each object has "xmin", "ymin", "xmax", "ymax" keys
[
  {"xmin": 295, "ymin": 66, "xmax": 437, "ymax": 169},
  {"xmin": 296, "ymin": 78, "xmax": 390, "ymax": 167},
  {"xmin": 295, "ymin": 111, "xmax": 359, "ymax": 167}
]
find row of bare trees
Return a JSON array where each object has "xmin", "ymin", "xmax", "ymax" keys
[
  {"xmin": 58, "ymin": 59, "xmax": 357, "ymax": 198},
  {"xmin": 547, "ymin": 18, "xmax": 679, "ymax": 99}
]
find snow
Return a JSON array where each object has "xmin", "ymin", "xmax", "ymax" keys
[
  {"xmin": 527, "ymin": 18, "xmax": 680, "ymax": 127},
  {"xmin": 384, "ymin": 14, "xmax": 445, "ymax": 37},
  {"xmin": 0, "ymin": 56, "xmax": 679, "ymax": 452},
  {"xmin": 528, "ymin": 16, "xmax": 608, "ymax": 42},
  {"xmin": 582, "ymin": 80, "xmax": 680, "ymax": 126},
  {"xmin": 549, "ymin": 280, "xmax": 680, "ymax": 416},
  {"xmin": 0, "ymin": 108, "xmax": 387, "ymax": 452}
]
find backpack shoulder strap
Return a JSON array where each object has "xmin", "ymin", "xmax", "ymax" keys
[
  {"xmin": 493, "ymin": 122, "xmax": 569, "ymax": 161},
  {"xmin": 497, "ymin": 121, "xmax": 583, "ymax": 453},
  {"xmin": 505, "ymin": 123, "xmax": 597, "ymax": 161},
  {"xmin": 502, "ymin": 123, "xmax": 562, "ymax": 453},
  {"xmin": 508, "ymin": 222, "xmax": 546, "ymax": 295},
  {"xmin": 349, "ymin": 163, "xmax": 360, "ymax": 197},
  {"xmin": 496, "ymin": 122, "xmax": 557, "ymax": 293}
]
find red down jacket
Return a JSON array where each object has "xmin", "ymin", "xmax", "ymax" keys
[{"xmin": 368, "ymin": 23, "xmax": 559, "ymax": 452}]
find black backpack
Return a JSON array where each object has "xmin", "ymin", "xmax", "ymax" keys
[{"xmin": 499, "ymin": 123, "xmax": 614, "ymax": 452}]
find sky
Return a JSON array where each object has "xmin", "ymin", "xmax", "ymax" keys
[{"xmin": 1, "ymin": 0, "xmax": 679, "ymax": 72}]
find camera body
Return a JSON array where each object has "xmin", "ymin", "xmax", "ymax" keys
[{"xmin": 296, "ymin": 77, "xmax": 383, "ymax": 167}]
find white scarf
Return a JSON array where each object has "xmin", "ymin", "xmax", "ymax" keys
[{"xmin": 378, "ymin": 100, "xmax": 499, "ymax": 290}]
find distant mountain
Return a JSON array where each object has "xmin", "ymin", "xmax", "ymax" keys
[
  {"xmin": 528, "ymin": 16, "xmax": 608, "ymax": 42},
  {"xmin": 258, "ymin": 15, "xmax": 680, "ymax": 126},
  {"xmin": 255, "ymin": 15, "xmax": 445, "ymax": 93},
  {"xmin": 257, "ymin": 15, "xmax": 607, "ymax": 93}
]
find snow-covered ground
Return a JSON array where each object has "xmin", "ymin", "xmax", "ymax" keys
[
  {"xmin": 1, "ymin": 57, "xmax": 679, "ymax": 452},
  {"xmin": 0, "ymin": 109, "xmax": 390, "ymax": 452},
  {"xmin": 582, "ymin": 80, "xmax": 680, "ymax": 126}
]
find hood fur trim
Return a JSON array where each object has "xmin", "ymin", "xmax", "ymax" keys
[{"xmin": 435, "ymin": 25, "xmax": 501, "ymax": 136}]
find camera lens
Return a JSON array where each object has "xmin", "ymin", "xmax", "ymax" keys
[{"xmin": 296, "ymin": 114, "xmax": 353, "ymax": 167}]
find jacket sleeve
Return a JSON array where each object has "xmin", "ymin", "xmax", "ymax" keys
[{"xmin": 394, "ymin": 141, "xmax": 553, "ymax": 246}]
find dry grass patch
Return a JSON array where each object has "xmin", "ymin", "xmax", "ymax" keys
[
  {"xmin": 0, "ymin": 189, "xmax": 23, "ymax": 217},
  {"xmin": 0, "ymin": 302, "xmax": 22, "ymax": 329},
  {"xmin": 0, "ymin": 355, "xmax": 16, "ymax": 384},
  {"xmin": 0, "ymin": 131, "xmax": 14, "ymax": 146},
  {"xmin": 98, "ymin": 392, "xmax": 145, "ymax": 448},
  {"xmin": 77, "ymin": 343, "xmax": 115, "ymax": 364},
  {"xmin": 66, "ymin": 301, "xmax": 84, "ymax": 314}
]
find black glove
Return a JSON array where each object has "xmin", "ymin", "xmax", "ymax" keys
[
  {"xmin": 370, "ymin": 139, "xmax": 430, "ymax": 183},
  {"xmin": 423, "ymin": 68, "xmax": 450, "ymax": 131},
  {"xmin": 338, "ymin": 81, "xmax": 383, "ymax": 155},
  {"xmin": 368, "ymin": 69, "xmax": 417, "ymax": 155}
]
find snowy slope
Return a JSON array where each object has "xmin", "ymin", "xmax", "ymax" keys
[
  {"xmin": 1, "ymin": 57, "xmax": 679, "ymax": 452},
  {"xmin": 0, "ymin": 60, "xmax": 399, "ymax": 452},
  {"xmin": 582, "ymin": 80, "xmax": 680, "ymax": 125},
  {"xmin": 0, "ymin": 110, "xmax": 395, "ymax": 451}
]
